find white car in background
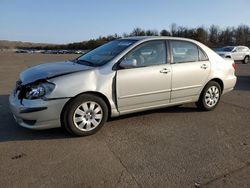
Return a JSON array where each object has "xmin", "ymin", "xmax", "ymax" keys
[{"xmin": 216, "ymin": 46, "xmax": 250, "ymax": 64}]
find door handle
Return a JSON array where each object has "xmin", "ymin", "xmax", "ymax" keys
[
  {"xmin": 160, "ymin": 68, "xmax": 171, "ymax": 74},
  {"xmin": 200, "ymin": 64, "xmax": 208, "ymax": 69}
]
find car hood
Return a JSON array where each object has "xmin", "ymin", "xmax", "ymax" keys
[{"xmin": 20, "ymin": 61, "xmax": 93, "ymax": 85}]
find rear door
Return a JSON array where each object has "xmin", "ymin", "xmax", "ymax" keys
[
  {"xmin": 232, "ymin": 47, "xmax": 244, "ymax": 60},
  {"xmin": 169, "ymin": 40, "xmax": 211, "ymax": 103},
  {"xmin": 116, "ymin": 40, "xmax": 172, "ymax": 113}
]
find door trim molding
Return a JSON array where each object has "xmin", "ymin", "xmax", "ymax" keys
[
  {"xmin": 119, "ymin": 85, "xmax": 202, "ymax": 99},
  {"xmin": 172, "ymin": 85, "xmax": 202, "ymax": 92},
  {"xmin": 118, "ymin": 89, "xmax": 171, "ymax": 99}
]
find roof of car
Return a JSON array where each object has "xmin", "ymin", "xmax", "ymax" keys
[
  {"xmin": 123, "ymin": 36, "xmax": 202, "ymax": 44},
  {"xmin": 124, "ymin": 36, "xmax": 190, "ymax": 40},
  {"xmin": 224, "ymin": 46, "xmax": 248, "ymax": 48}
]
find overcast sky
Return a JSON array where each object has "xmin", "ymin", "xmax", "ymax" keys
[{"xmin": 0, "ymin": 0, "xmax": 250, "ymax": 43}]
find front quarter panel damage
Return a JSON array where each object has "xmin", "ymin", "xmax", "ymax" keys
[{"xmin": 48, "ymin": 66, "xmax": 119, "ymax": 117}]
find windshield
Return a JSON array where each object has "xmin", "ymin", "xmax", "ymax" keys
[
  {"xmin": 222, "ymin": 47, "xmax": 235, "ymax": 52},
  {"xmin": 76, "ymin": 39, "xmax": 137, "ymax": 66},
  {"xmin": 213, "ymin": 48, "xmax": 222, "ymax": 52}
]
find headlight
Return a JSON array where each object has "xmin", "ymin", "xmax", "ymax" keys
[{"xmin": 25, "ymin": 82, "xmax": 55, "ymax": 99}]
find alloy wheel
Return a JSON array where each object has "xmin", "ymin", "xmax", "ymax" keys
[
  {"xmin": 244, "ymin": 56, "xmax": 249, "ymax": 64},
  {"xmin": 73, "ymin": 101, "xmax": 103, "ymax": 131},
  {"xmin": 205, "ymin": 86, "xmax": 220, "ymax": 107}
]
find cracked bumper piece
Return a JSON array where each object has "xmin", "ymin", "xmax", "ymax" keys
[{"xmin": 9, "ymin": 92, "xmax": 69, "ymax": 130}]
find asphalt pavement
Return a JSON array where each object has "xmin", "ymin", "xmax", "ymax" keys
[{"xmin": 0, "ymin": 53, "xmax": 249, "ymax": 188}]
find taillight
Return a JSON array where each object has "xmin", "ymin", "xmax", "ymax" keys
[{"xmin": 232, "ymin": 62, "xmax": 237, "ymax": 70}]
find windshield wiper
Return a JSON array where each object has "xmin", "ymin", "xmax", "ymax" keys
[{"xmin": 75, "ymin": 59, "xmax": 96, "ymax": 67}]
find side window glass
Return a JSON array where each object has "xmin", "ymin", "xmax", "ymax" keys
[
  {"xmin": 170, "ymin": 41, "xmax": 199, "ymax": 63},
  {"xmin": 124, "ymin": 41, "xmax": 167, "ymax": 67},
  {"xmin": 198, "ymin": 48, "xmax": 209, "ymax": 61},
  {"xmin": 243, "ymin": 48, "xmax": 247, "ymax": 52},
  {"xmin": 236, "ymin": 47, "xmax": 243, "ymax": 52}
]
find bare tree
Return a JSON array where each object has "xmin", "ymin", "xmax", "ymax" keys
[
  {"xmin": 218, "ymin": 27, "xmax": 234, "ymax": 46},
  {"xmin": 195, "ymin": 27, "xmax": 208, "ymax": 44},
  {"xmin": 235, "ymin": 25, "xmax": 250, "ymax": 46},
  {"xmin": 170, "ymin": 23, "xmax": 177, "ymax": 36},
  {"xmin": 145, "ymin": 29, "xmax": 159, "ymax": 36},
  {"xmin": 209, "ymin": 25, "xmax": 220, "ymax": 47},
  {"xmin": 160, "ymin": 29, "xmax": 171, "ymax": 36},
  {"xmin": 130, "ymin": 28, "xmax": 146, "ymax": 36},
  {"xmin": 33, "ymin": 24, "xmax": 250, "ymax": 50}
]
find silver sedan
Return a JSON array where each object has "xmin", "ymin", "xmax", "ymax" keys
[{"xmin": 9, "ymin": 37, "xmax": 237, "ymax": 136}]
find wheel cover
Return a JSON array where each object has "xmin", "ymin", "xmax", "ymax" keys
[
  {"xmin": 205, "ymin": 86, "xmax": 220, "ymax": 107},
  {"xmin": 73, "ymin": 101, "xmax": 103, "ymax": 131},
  {"xmin": 245, "ymin": 57, "xmax": 249, "ymax": 63}
]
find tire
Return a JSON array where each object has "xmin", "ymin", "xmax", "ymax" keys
[
  {"xmin": 61, "ymin": 94, "xmax": 108, "ymax": 136},
  {"xmin": 243, "ymin": 56, "xmax": 249, "ymax": 64},
  {"xmin": 196, "ymin": 81, "xmax": 221, "ymax": 111}
]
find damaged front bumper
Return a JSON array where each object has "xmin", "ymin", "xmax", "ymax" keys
[{"xmin": 9, "ymin": 90, "xmax": 69, "ymax": 130}]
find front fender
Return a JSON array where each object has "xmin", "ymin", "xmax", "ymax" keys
[{"xmin": 47, "ymin": 67, "xmax": 119, "ymax": 117}]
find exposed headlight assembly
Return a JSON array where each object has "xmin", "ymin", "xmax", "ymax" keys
[{"xmin": 25, "ymin": 82, "xmax": 55, "ymax": 100}]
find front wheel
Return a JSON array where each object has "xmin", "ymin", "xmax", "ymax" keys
[
  {"xmin": 196, "ymin": 81, "xmax": 221, "ymax": 111},
  {"xmin": 243, "ymin": 56, "xmax": 249, "ymax": 64},
  {"xmin": 62, "ymin": 94, "xmax": 108, "ymax": 136}
]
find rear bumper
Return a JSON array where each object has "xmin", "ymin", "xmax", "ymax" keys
[
  {"xmin": 9, "ymin": 91, "xmax": 69, "ymax": 130},
  {"xmin": 223, "ymin": 75, "xmax": 237, "ymax": 95}
]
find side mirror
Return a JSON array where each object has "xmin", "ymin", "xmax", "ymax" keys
[
  {"xmin": 232, "ymin": 49, "xmax": 237, "ymax": 53},
  {"xmin": 119, "ymin": 59, "xmax": 137, "ymax": 69}
]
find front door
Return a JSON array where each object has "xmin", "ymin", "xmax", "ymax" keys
[{"xmin": 116, "ymin": 40, "xmax": 172, "ymax": 114}]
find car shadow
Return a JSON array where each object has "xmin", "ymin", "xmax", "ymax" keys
[
  {"xmin": 109, "ymin": 104, "xmax": 200, "ymax": 122},
  {"xmin": 234, "ymin": 76, "xmax": 250, "ymax": 91},
  {"xmin": 0, "ymin": 95, "xmax": 200, "ymax": 142},
  {"xmin": 0, "ymin": 95, "xmax": 72, "ymax": 142}
]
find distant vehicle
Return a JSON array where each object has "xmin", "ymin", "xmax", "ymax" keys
[
  {"xmin": 10, "ymin": 37, "xmax": 237, "ymax": 136},
  {"xmin": 215, "ymin": 46, "xmax": 250, "ymax": 64},
  {"xmin": 58, "ymin": 50, "xmax": 68, "ymax": 54},
  {"xmin": 42, "ymin": 50, "xmax": 60, "ymax": 54},
  {"xmin": 74, "ymin": 50, "xmax": 83, "ymax": 54},
  {"xmin": 41, "ymin": 49, "xmax": 82, "ymax": 54},
  {"xmin": 15, "ymin": 49, "xmax": 28, "ymax": 53},
  {"xmin": 41, "ymin": 50, "xmax": 52, "ymax": 54},
  {"xmin": 33, "ymin": 50, "xmax": 44, "ymax": 53},
  {"xmin": 27, "ymin": 50, "xmax": 35, "ymax": 54},
  {"xmin": 51, "ymin": 50, "xmax": 60, "ymax": 54}
]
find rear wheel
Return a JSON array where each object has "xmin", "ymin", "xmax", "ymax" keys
[
  {"xmin": 62, "ymin": 94, "xmax": 108, "ymax": 136},
  {"xmin": 243, "ymin": 56, "xmax": 249, "ymax": 64},
  {"xmin": 196, "ymin": 81, "xmax": 221, "ymax": 111}
]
